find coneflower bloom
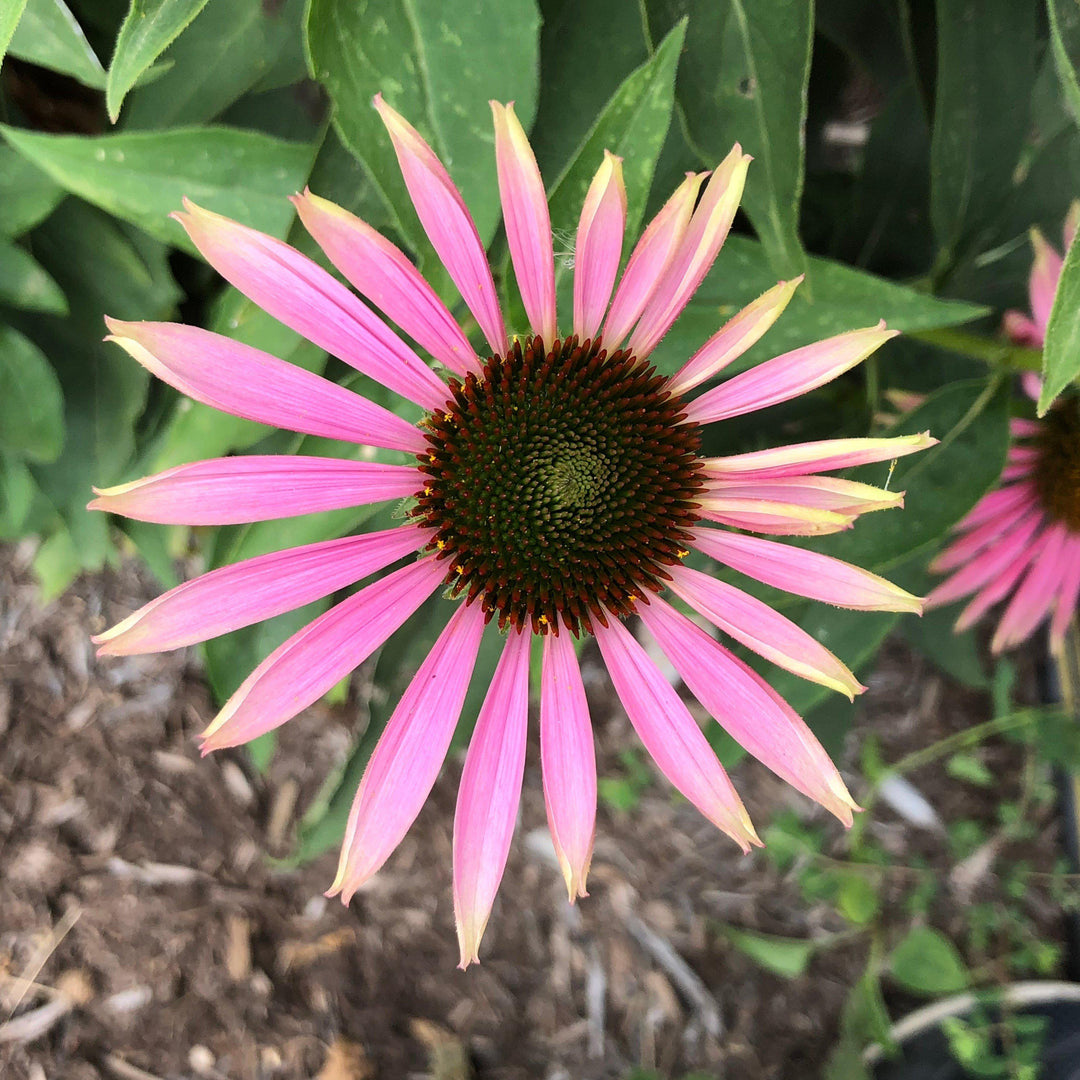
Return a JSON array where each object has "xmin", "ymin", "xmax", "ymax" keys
[
  {"xmin": 927, "ymin": 208, "xmax": 1080, "ymax": 654},
  {"xmin": 90, "ymin": 96, "xmax": 928, "ymax": 968}
]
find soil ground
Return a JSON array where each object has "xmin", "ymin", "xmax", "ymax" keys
[{"xmin": 0, "ymin": 541, "xmax": 1067, "ymax": 1080}]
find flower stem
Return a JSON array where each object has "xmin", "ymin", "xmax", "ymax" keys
[{"xmin": 909, "ymin": 327, "xmax": 1043, "ymax": 372}]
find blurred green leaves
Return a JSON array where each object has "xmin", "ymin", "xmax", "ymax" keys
[{"xmin": 8, "ymin": 0, "xmax": 106, "ymax": 88}]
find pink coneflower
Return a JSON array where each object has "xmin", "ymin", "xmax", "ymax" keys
[
  {"xmin": 90, "ymin": 96, "xmax": 927, "ymax": 967},
  {"xmin": 927, "ymin": 208, "xmax": 1080, "ymax": 654}
]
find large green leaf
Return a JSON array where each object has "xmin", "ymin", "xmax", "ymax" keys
[
  {"xmin": 0, "ymin": 0, "xmax": 29, "ymax": 67},
  {"xmin": 930, "ymin": 0, "xmax": 1038, "ymax": 263},
  {"xmin": 1049, "ymin": 0, "xmax": 1080, "ymax": 130},
  {"xmin": 646, "ymin": 0, "xmax": 811, "ymax": 277},
  {"xmin": 305, "ymin": 0, "xmax": 540, "ymax": 252},
  {"xmin": 546, "ymin": 20, "xmax": 685, "ymax": 251},
  {"xmin": 647, "ymin": 235, "xmax": 988, "ymax": 379},
  {"xmin": 0, "ymin": 240, "xmax": 67, "ymax": 314},
  {"xmin": 8, "ymin": 0, "xmax": 105, "ymax": 87},
  {"xmin": 0, "ymin": 326, "xmax": 64, "ymax": 463},
  {"xmin": 1039, "ymin": 218, "xmax": 1080, "ymax": 412},
  {"xmin": 0, "ymin": 149, "xmax": 64, "ymax": 237},
  {"xmin": 123, "ymin": 0, "xmax": 306, "ymax": 128},
  {"xmin": 529, "ymin": 0, "xmax": 650, "ymax": 181},
  {"xmin": 0, "ymin": 126, "xmax": 316, "ymax": 251},
  {"xmin": 105, "ymin": 0, "xmax": 212, "ymax": 122}
]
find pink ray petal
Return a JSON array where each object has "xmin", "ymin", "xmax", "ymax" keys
[
  {"xmin": 89, "ymin": 457, "xmax": 424, "ymax": 525},
  {"xmin": 925, "ymin": 512, "xmax": 1045, "ymax": 609},
  {"xmin": 638, "ymin": 596, "xmax": 859, "ymax": 826},
  {"xmin": 629, "ymin": 145, "xmax": 752, "ymax": 358},
  {"xmin": 955, "ymin": 540, "xmax": 1043, "ymax": 633},
  {"xmin": 375, "ymin": 94, "xmax": 507, "ymax": 354},
  {"xmin": 703, "ymin": 476, "xmax": 903, "ymax": 516},
  {"xmin": 1021, "ymin": 372, "xmax": 1044, "ymax": 402},
  {"xmin": 573, "ymin": 151, "xmax": 627, "ymax": 342},
  {"xmin": 592, "ymin": 614, "xmax": 759, "ymax": 851},
  {"xmin": 1003, "ymin": 310, "xmax": 1044, "ymax": 349},
  {"xmin": 668, "ymin": 277, "xmax": 803, "ymax": 397},
  {"xmin": 689, "ymin": 527, "xmax": 923, "ymax": 612},
  {"xmin": 105, "ymin": 319, "xmax": 426, "ymax": 455},
  {"xmin": 200, "ymin": 556, "xmax": 445, "ymax": 751},
  {"xmin": 1007, "ymin": 445, "xmax": 1039, "ymax": 464},
  {"xmin": 330, "ymin": 601, "xmax": 487, "ymax": 902},
  {"xmin": 667, "ymin": 564, "xmax": 864, "ymax": 700},
  {"xmin": 292, "ymin": 190, "xmax": 479, "ymax": 378},
  {"xmin": 954, "ymin": 482, "xmax": 1037, "ymax": 533},
  {"xmin": 173, "ymin": 200, "xmax": 449, "ymax": 412},
  {"xmin": 702, "ymin": 432, "xmax": 937, "ymax": 480},
  {"xmin": 698, "ymin": 497, "xmax": 856, "ymax": 535},
  {"xmin": 540, "ymin": 621, "xmax": 597, "ymax": 900},
  {"xmin": 685, "ymin": 323, "xmax": 898, "ymax": 425},
  {"xmin": 454, "ymin": 628, "xmax": 531, "ymax": 968},
  {"xmin": 492, "ymin": 101, "xmax": 556, "ymax": 345},
  {"xmin": 992, "ymin": 524, "xmax": 1070, "ymax": 652},
  {"xmin": 1028, "ymin": 228, "xmax": 1063, "ymax": 336},
  {"xmin": 603, "ymin": 172, "xmax": 705, "ymax": 348},
  {"xmin": 931, "ymin": 495, "xmax": 1039, "ymax": 573},
  {"xmin": 1049, "ymin": 535, "xmax": 1080, "ymax": 654},
  {"xmin": 1010, "ymin": 418, "xmax": 1044, "ymax": 438},
  {"xmin": 94, "ymin": 525, "xmax": 431, "ymax": 656}
]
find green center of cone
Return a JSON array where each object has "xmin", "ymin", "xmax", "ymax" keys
[{"xmin": 413, "ymin": 335, "xmax": 705, "ymax": 634}]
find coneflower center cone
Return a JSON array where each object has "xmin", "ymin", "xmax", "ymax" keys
[
  {"xmin": 1035, "ymin": 400, "xmax": 1080, "ymax": 532},
  {"xmin": 413, "ymin": 335, "xmax": 705, "ymax": 634}
]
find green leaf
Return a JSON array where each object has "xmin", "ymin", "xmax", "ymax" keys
[
  {"xmin": 930, "ymin": 0, "xmax": 1038, "ymax": 262},
  {"xmin": 305, "ymin": 0, "xmax": 540, "ymax": 251},
  {"xmin": 889, "ymin": 926, "xmax": 970, "ymax": 995},
  {"xmin": 123, "ymin": 0, "xmax": 306, "ymax": 128},
  {"xmin": 0, "ymin": 126, "xmax": 316, "ymax": 251},
  {"xmin": 0, "ymin": 240, "xmax": 67, "ymax": 314},
  {"xmin": 106, "ymin": 0, "xmax": 212, "ymax": 122},
  {"xmin": 547, "ymin": 20, "xmax": 684, "ymax": 253},
  {"xmin": 32, "ymin": 526, "xmax": 82, "ymax": 602},
  {"xmin": 646, "ymin": 0, "xmax": 811, "ymax": 276},
  {"xmin": 719, "ymin": 925, "xmax": 820, "ymax": 978},
  {"xmin": 825, "ymin": 967, "xmax": 895, "ymax": 1079},
  {"xmin": 0, "ymin": 454, "xmax": 39, "ymax": 537},
  {"xmin": 836, "ymin": 874, "xmax": 881, "ymax": 925},
  {"xmin": 8, "ymin": 0, "xmax": 105, "ymax": 87},
  {"xmin": 648, "ymin": 234, "xmax": 989, "ymax": 379},
  {"xmin": 0, "ymin": 0, "xmax": 29, "ymax": 67},
  {"xmin": 0, "ymin": 148, "xmax": 64, "ymax": 237},
  {"xmin": 528, "ymin": 0, "xmax": 649, "ymax": 181},
  {"xmin": 1039, "ymin": 219, "xmax": 1080, "ymax": 412},
  {"xmin": 1049, "ymin": 0, "xmax": 1080, "ymax": 130},
  {"xmin": 0, "ymin": 326, "xmax": 64, "ymax": 462}
]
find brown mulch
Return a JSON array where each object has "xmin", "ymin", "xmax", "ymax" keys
[{"xmin": 0, "ymin": 541, "xmax": 1066, "ymax": 1080}]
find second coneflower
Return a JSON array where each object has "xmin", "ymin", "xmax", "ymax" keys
[
  {"xmin": 928, "ymin": 207, "xmax": 1080, "ymax": 653},
  {"xmin": 91, "ymin": 96, "xmax": 929, "ymax": 967}
]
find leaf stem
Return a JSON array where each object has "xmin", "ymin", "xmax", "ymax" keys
[{"xmin": 909, "ymin": 327, "xmax": 1043, "ymax": 372}]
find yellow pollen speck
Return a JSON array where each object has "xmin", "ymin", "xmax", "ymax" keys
[
  {"xmin": 538, "ymin": 615, "xmax": 548, "ymax": 625},
  {"xmin": 424, "ymin": 486, "xmax": 432, "ymax": 496},
  {"xmin": 628, "ymin": 594, "xmax": 638, "ymax": 602},
  {"xmin": 436, "ymin": 539, "xmax": 446, "ymax": 550},
  {"xmin": 428, "ymin": 453, "xmax": 437, "ymax": 462},
  {"xmin": 676, "ymin": 549, "xmax": 690, "ymax": 558},
  {"xmin": 456, "ymin": 565, "xmax": 466, "ymax": 574}
]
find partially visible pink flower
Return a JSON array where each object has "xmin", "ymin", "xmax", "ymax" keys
[
  {"xmin": 928, "ymin": 208, "xmax": 1080, "ymax": 653},
  {"xmin": 91, "ymin": 96, "xmax": 929, "ymax": 968},
  {"xmin": 1002, "ymin": 202, "xmax": 1079, "ymax": 350}
]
